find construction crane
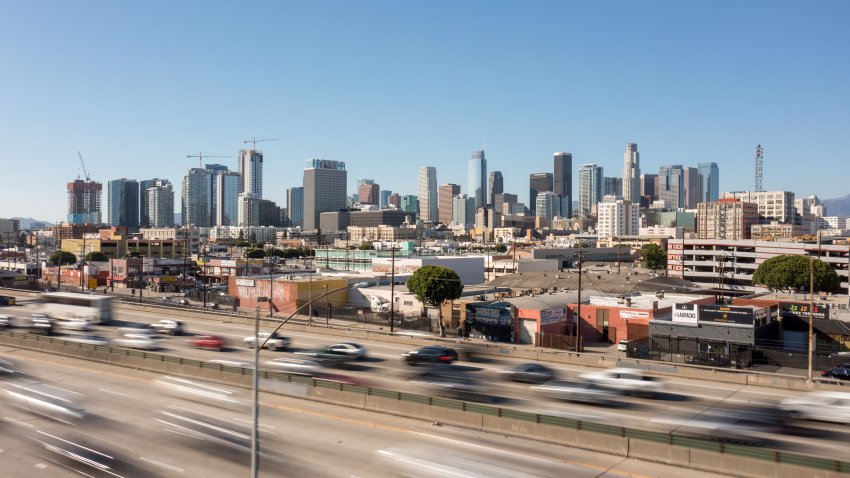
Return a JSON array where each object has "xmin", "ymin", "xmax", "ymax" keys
[
  {"xmin": 187, "ymin": 153, "xmax": 230, "ymax": 169},
  {"xmin": 77, "ymin": 151, "xmax": 91, "ymax": 181},
  {"xmin": 243, "ymin": 137, "xmax": 279, "ymax": 149}
]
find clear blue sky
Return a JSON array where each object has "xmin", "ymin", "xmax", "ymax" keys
[{"xmin": 1, "ymin": 1, "xmax": 848, "ymax": 222}]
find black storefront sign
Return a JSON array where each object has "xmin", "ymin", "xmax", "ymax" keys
[
  {"xmin": 779, "ymin": 302, "xmax": 830, "ymax": 321},
  {"xmin": 698, "ymin": 305, "xmax": 754, "ymax": 325}
]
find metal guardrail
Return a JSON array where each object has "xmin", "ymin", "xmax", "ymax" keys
[{"xmin": 1, "ymin": 330, "xmax": 849, "ymax": 473}]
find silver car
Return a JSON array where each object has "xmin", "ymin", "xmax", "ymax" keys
[{"xmin": 112, "ymin": 333, "xmax": 162, "ymax": 350}]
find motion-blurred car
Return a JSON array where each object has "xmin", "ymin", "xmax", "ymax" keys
[
  {"xmin": 295, "ymin": 346, "xmax": 355, "ymax": 366},
  {"xmin": 531, "ymin": 379, "xmax": 618, "ymax": 404},
  {"xmin": 402, "ymin": 346, "xmax": 458, "ymax": 366},
  {"xmin": 327, "ymin": 342, "xmax": 369, "ymax": 359},
  {"xmin": 26, "ymin": 430, "xmax": 159, "ymax": 478},
  {"xmin": 498, "ymin": 363, "xmax": 556, "ymax": 384},
  {"xmin": 410, "ymin": 369, "xmax": 492, "ymax": 402},
  {"xmin": 652, "ymin": 406, "xmax": 784, "ymax": 445},
  {"xmin": 56, "ymin": 318, "xmax": 94, "ymax": 332},
  {"xmin": 579, "ymin": 368, "xmax": 664, "ymax": 396},
  {"xmin": 265, "ymin": 357, "xmax": 322, "ymax": 376},
  {"xmin": 64, "ymin": 334, "xmax": 110, "ymax": 346},
  {"xmin": 244, "ymin": 332, "xmax": 290, "ymax": 351},
  {"xmin": 9, "ymin": 314, "xmax": 55, "ymax": 335},
  {"xmin": 2, "ymin": 379, "xmax": 86, "ymax": 423},
  {"xmin": 821, "ymin": 367, "xmax": 850, "ymax": 381},
  {"xmin": 0, "ymin": 356, "xmax": 17, "ymax": 375},
  {"xmin": 780, "ymin": 391, "xmax": 850, "ymax": 425},
  {"xmin": 0, "ymin": 315, "xmax": 10, "ymax": 329},
  {"xmin": 150, "ymin": 319, "xmax": 184, "ymax": 335},
  {"xmin": 112, "ymin": 333, "xmax": 162, "ymax": 350},
  {"xmin": 156, "ymin": 376, "xmax": 248, "ymax": 411},
  {"xmin": 153, "ymin": 406, "xmax": 252, "ymax": 455},
  {"xmin": 188, "ymin": 334, "xmax": 225, "ymax": 351}
]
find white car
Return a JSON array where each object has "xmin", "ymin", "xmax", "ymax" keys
[
  {"xmin": 244, "ymin": 332, "xmax": 290, "ymax": 351},
  {"xmin": 780, "ymin": 391, "xmax": 850, "ymax": 425},
  {"xmin": 327, "ymin": 343, "xmax": 368, "ymax": 359},
  {"xmin": 578, "ymin": 368, "xmax": 664, "ymax": 396},
  {"xmin": 150, "ymin": 319, "xmax": 184, "ymax": 335},
  {"xmin": 56, "ymin": 318, "xmax": 94, "ymax": 332},
  {"xmin": 112, "ymin": 333, "xmax": 162, "ymax": 350},
  {"xmin": 64, "ymin": 334, "xmax": 110, "ymax": 346},
  {"xmin": 265, "ymin": 358, "xmax": 322, "ymax": 376}
]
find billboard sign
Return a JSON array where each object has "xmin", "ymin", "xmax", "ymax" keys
[
  {"xmin": 236, "ymin": 278, "xmax": 255, "ymax": 287},
  {"xmin": 672, "ymin": 303, "xmax": 699, "ymax": 324},
  {"xmin": 540, "ymin": 307, "xmax": 568, "ymax": 325},
  {"xmin": 779, "ymin": 302, "xmax": 830, "ymax": 321},
  {"xmin": 470, "ymin": 305, "xmax": 512, "ymax": 326},
  {"xmin": 620, "ymin": 310, "xmax": 650, "ymax": 320},
  {"xmin": 589, "ymin": 296, "xmax": 620, "ymax": 306},
  {"xmin": 698, "ymin": 305, "xmax": 754, "ymax": 325}
]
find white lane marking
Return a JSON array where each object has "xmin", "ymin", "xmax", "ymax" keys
[
  {"xmin": 35, "ymin": 463, "xmax": 48, "ymax": 469},
  {"xmin": 98, "ymin": 388, "xmax": 129, "ymax": 397},
  {"xmin": 139, "ymin": 456, "xmax": 185, "ymax": 473},
  {"xmin": 4, "ymin": 417, "xmax": 36, "ymax": 428}
]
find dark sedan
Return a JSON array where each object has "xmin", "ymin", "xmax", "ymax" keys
[
  {"xmin": 402, "ymin": 346, "xmax": 458, "ymax": 366},
  {"xmin": 822, "ymin": 367, "xmax": 850, "ymax": 381},
  {"xmin": 497, "ymin": 363, "xmax": 556, "ymax": 384}
]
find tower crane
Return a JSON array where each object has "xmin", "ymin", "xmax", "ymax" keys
[
  {"xmin": 78, "ymin": 151, "xmax": 91, "ymax": 181},
  {"xmin": 243, "ymin": 137, "xmax": 279, "ymax": 149},
  {"xmin": 187, "ymin": 153, "xmax": 230, "ymax": 169}
]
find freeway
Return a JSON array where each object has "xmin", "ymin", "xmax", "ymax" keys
[
  {"xmin": 0, "ymin": 347, "xmax": 732, "ymax": 477},
  {"xmin": 6, "ymin": 296, "xmax": 850, "ymax": 461}
]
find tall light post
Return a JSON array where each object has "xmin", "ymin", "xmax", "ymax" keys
[{"xmin": 807, "ymin": 254, "xmax": 815, "ymax": 383}]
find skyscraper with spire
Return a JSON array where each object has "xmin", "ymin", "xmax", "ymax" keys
[
  {"xmin": 622, "ymin": 143, "xmax": 640, "ymax": 203},
  {"xmin": 467, "ymin": 150, "xmax": 487, "ymax": 210}
]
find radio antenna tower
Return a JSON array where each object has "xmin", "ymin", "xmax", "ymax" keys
[{"xmin": 754, "ymin": 144, "xmax": 764, "ymax": 192}]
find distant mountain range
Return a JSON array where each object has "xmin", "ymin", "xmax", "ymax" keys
[
  {"xmin": 823, "ymin": 194, "xmax": 850, "ymax": 217},
  {"xmin": 11, "ymin": 217, "xmax": 54, "ymax": 230}
]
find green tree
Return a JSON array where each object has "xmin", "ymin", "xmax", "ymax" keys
[
  {"xmin": 245, "ymin": 248, "xmax": 266, "ymax": 259},
  {"xmin": 358, "ymin": 243, "xmax": 375, "ymax": 250},
  {"xmin": 85, "ymin": 251, "xmax": 109, "ymax": 262},
  {"xmin": 639, "ymin": 244, "xmax": 667, "ymax": 271},
  {"xmin": 753, "ymin": 255, "xmax": 840, "ymax": 294},
  {"xmin": 50, "ymin": 251, "xmax": 77, "ymax": 265},
  {"xmin": 494, "ymin": 244, "xmax": 508, "ymax": 253},
  {"xmin": 267, "ymin": 248, "xmax": 286, "ymax": 257},
  {"xmin": 235, "ymin": 240, "xmax": 250, "ymax": 248},
  {"xmin": 406, "ymin": 265, "xmax": 464, "ymax": 337}
]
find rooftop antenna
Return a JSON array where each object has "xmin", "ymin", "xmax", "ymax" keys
[{"xmin": 754, "ymin": 144, "xmax": 764, "ymax": 192}]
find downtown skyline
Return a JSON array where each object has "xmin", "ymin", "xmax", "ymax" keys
[{"xmin": 1, "ymin": 1, "xmax": 848, "ymax": 221}]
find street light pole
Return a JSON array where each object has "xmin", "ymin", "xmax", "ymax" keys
[
  {"xmin": 390, "ymin": 246, "xmax": 396, "ymax": 333},
  {"xmin": 251, "ymin": 305, "xmax": 260, "ymax": 478},
  {"xmin": 807, "ymin": 254, "xmax": 815, "ymax": 383}
]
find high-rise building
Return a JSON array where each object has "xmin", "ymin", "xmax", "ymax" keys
[
  {"xmin": 138, "ymin": 179, "xmax": 160, "ymax": 228},
  {"xmin": 238, "ymin": 149, "xmax": 263, "ymax": 198},
  {"xmin": 640, "ymin": 173, "xmax": 658, "ymax": 200},
  {"xmin": 529, "ymin": 172, "xmax": 553, "ymax": 215},
  {"xmin": 438, "ymin": 183, "xmax": 460, "ymax": 225},
  {"xmin": 452, "ymin": 194, "xmax": 476, "ymax": 226},
  {"xmin": 535, "ymin": 191, "xmax": 569, "ymax": 227},
  {"xmin": 67, "ymin": 179, "xmax": 102, "ymax": 224},
  {"xmin": 467, "ymin": 150, "xmax": 487, "ymax": 210},
  {"xmin": 400, "ymin": 195, "xmax": 419, "ymax": 214},
  {"xmin": 388, "ymin": 193, "xmax": 401, "ymax": 209},
  {"xmin": 622, "ymin": 143, "xmax": 640, "ymax": 203},
  {"xmin": 698, "ymin": 162, "xmax": 720, "ymax": 203},
  {"xmin": 107, "ymin": 179, "xmax": 140, "ymax": 229},
  {"xmin": 147, "ymin": 180, "xmax": 174, "ymax": 228},
  {"xmin": 603, "ymin": 177, "xmax": 622, "ymax": 198},
  {"xmin": 725, "ymin": 190, "xmax": 797, "ymax": 224},
  {"xmin": 380, "ymin": 190, "xmax": 392, "ymax": 209},
  {"xmin": 182, "ymin": 168, "xmax": 212, "ymax": 227},
  {"xmin": 577, "ymin": 164, "xmax": 603, "ymax": 217},
  {"xmin": 238, "ymin": 193, "xmax": 283, "ymax": 227},
  {"xmin": 303, "ymin": 159, "xmax": 347, "ymax": 232},
  {"xmin": 487, "ymin": 171, "xmax": 503, "ymax": 207},
  {"xmin": 697, "ymin": 199, "xmax": 759, "ymax": 240},
  {"xmin": 596, "ymin": 195, "xmax": 640, "ymax": 238},
  {"xmin": 358, "ymin": 182, "xmax": 380, "ymax": 206},
  {"xmin": 683, "ymin": 167, "xmax": 701, "ymax": 209},
  {"xmin": 553, "ymin": 152, "xmax": 572, "ymax": 205},
  {"xmin": 658, "ymin": 165, "xmax": 685, "ymax": 210},
  {"xmin": 213, "ymin": 171, "xmax": 241, "ymax": 226},
  {"xmin": 418, "ymin": 166, "xmax": 438, "ymax": 222},
  {"xmin": 493, "ymin": 193, "xmax": 517, "ymax": 217},
  {"xmin": 286, "ymin": 187, "xmax": 304, "ymax": 228}
]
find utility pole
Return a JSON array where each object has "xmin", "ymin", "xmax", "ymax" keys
[
  {"xmin": 807, "ymin": 254, "xmax": 815, "ymax": 383},
  {"xmin": 269, "ymin": 259, "xmax": 274, "ymax": 318},
  {"xmin": 251, "ymin": 306, "xmax": 260, "ymax": 478},
  {"xmin": 575, "ymin": 250, "xmax": 584, "ymax": 353},
  {"xmin": 615, "ymin": 236, "xmax": 621, "ymax": 275},
  {"xmin": 390, "ymin": 246, "xmax": 396, "ymax": 333}
]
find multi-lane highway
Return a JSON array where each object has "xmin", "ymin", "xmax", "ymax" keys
[
  {"xmin": 4, "ymin": 294, "xmax": 850, "ymax": 469},
  {"xmin": 0, "ymin": 347, "xmax": 733, "ymax": 477}
]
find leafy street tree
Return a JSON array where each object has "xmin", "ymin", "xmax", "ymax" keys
[
  {"xmin": 639, "ymin": 244, "xmax": 667, "ymax": 271},
  {"xmin": 753, "ymin": 255, "xmax": 840, "ymax": 294},
  {"xmin": 406, "ymin": 265, "xmax": 464, "ymax": 337},
  {"xmin": 245, "ymin": 249, "xmax": 266, "ymax": 259},
  {"xmin": 50, "ymin": 251, "xmax": 77, "ymax": 265},
  {"xmin": 85, "ymin": 251, "xmax": 109, "ymax": 262}
]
